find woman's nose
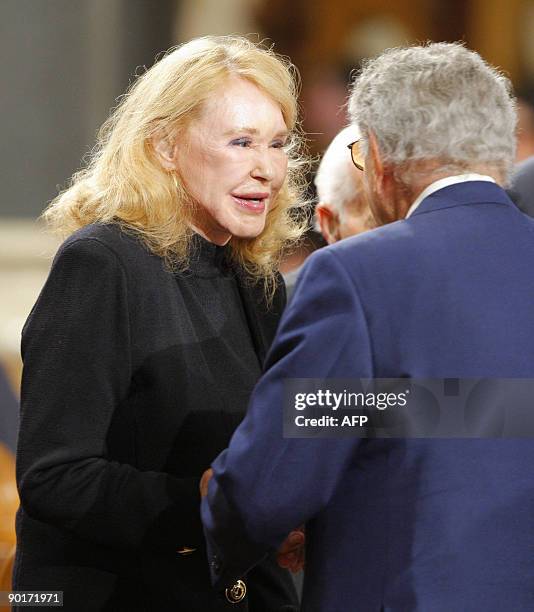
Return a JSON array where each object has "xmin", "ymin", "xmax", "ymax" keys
[{"xmin": 250, "ymin": 148, "xmax": 274, "ymax": 181}]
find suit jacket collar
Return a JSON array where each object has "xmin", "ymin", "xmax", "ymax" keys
[{"xmin": 410, "ymin": 180, "xmax": 515, "ymax": 218}]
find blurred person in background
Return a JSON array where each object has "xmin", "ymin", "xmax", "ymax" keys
[
  {"xmin": 0, "ymin": 366, "xmax": 18, "ymax": 579},
  {"xmin": 506, "ymin": 93, "xmax": 534, "ymax": 217},
  {"xmin": 0, "ymin": 367, "xmax": 18, "ymax": 454},
  {"xmin": 201, "ymin": 43, "xmax": 534, "ymax": 611},
  {"xmin": 14, "ymin": 36, "xmax": 307, "ymax": 612},
  {"xmin": 284, "ymin": 124, "xmax": 374, "ymax": 298},
  {"xmin": 515, "ymin": 96, "xmax": 534, "ymax": 163},
  {"xmin": 509, "ymin": 154, "xmax": 534, "ymax": 217}
]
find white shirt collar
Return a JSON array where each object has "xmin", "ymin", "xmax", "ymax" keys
[{"xmin": 405, "ymin": 174, "xmax": 497, "ymax": 218}]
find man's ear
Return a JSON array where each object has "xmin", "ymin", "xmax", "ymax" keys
[
  {"xmin": 316, "ymin": 203, "xmax": 341, "ymax": 244},
  {"xmin": 151, "ymin": 128, "xmax": 178, "ymax": 171},
  {"xmin": 367, "ymin": 130, "xmax": 397, "ymax": 222},
  {"xmin": 368, "ymin": 131, "xmax": 385, "ymax": 184}
]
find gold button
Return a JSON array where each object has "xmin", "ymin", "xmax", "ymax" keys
[
  {"xmin": 176, "ymin": 546, "xmax": 197, "ymax": 556},
  {"xmin": 225, "ymin": 579, "xmax": 247, "ymax": 604}
]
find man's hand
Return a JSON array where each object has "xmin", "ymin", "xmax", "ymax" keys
[
  {"xmin": 276, "ymin": 527, "xmax": 305, "ymax": 573},
  {"xmin": 200, "ymin": 468, "xmax": 213, "ymax": 498},
  {"xmin": 200, "ymin": 469, "xmax": 305, "ymax": 571}
]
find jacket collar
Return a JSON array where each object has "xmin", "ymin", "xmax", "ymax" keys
[{"xmin": 409, "ymin": 180, "xmax": 515, "ymax": 218}]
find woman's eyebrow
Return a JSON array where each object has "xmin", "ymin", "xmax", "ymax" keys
[{"xmin": 223, "ymin": 126, "xmax": 259, "ymax": 136}]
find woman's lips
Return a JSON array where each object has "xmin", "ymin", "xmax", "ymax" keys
[{"xmin": 231, "ymin": 194, "xmax": 268, "ymax": 213}]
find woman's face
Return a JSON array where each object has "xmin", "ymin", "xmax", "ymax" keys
[{"xmin": 176, "ymin": 76, "xmax": 289, "ymax": 245}]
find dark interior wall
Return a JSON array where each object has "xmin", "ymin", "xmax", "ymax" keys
[{"xmin": 0, "ymin": 0, "xmax": 176, "ymax": 218}]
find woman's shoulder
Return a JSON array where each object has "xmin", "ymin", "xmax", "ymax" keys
[
  {"xmin": 61, "ymin": 223, "xmax": 138, "ymax": 254},
  {"xmin": 49, "ymin": 224, "xmax": 169, "ymax": 291},
  {"xmin": 58, "ymin": 223, "xmax": 161, "ymax": 269}
]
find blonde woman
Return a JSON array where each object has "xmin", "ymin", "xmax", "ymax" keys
[{"xmin": 15, "ymin": 36, "xmax": 306, "ymax": 611}]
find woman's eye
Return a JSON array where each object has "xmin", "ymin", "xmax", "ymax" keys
[
  {"xmin": 231, "ymin": 138, "xmax": 251, "ymax": 147},
  {"xmin": 271, "ymin": 141, "xmax": 285, "ymax": 149}
]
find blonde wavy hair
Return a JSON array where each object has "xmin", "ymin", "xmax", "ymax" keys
[{"xmin": 43, "ymin": 36, "xmax": 308, "ymax": 294}]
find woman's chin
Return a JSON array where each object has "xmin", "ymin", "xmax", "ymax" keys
[
  {"xmin": 233, "ymin": 227, "xmax": 265, "ymax": 241},
  {"xmin": 227, "ymin": 220, "xmax": 266, "ymax": 241}
]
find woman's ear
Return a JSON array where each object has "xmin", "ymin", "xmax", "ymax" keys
[{"xmin": 151, "ymin": 128, "xmax": 178, "ymax": 171}]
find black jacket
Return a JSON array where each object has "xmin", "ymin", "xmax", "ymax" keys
[{"xmin": 14, "ymin": 223, "xmax": 297, "ymax": 611}]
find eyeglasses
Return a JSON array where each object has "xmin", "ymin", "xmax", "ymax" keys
[{"xmin": 347, "ymin": 140, "xmax": 365, "ymax": 171}]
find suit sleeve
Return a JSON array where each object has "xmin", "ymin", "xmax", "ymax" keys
[
  {"xmin": 201, "ymin": 247, "xmax": 374, "ymax": 587},
  {"xmin": 17, "ymin": 237, "xmax": 202, "ymax": 552}
]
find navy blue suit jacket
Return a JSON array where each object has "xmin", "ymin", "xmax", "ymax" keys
[{"xmin": 202, "ymin": 182, "xmax": 534, "ymax": 611}]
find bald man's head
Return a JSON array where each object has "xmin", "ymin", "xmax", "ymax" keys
[{"xmin": 314, "ymin": 125, "xmax": 374, "ymax": 244}]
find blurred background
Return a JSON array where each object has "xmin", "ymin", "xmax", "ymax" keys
[{"xmin": 1, "ymin": 2, "xmax": 534, "ymax": 566}]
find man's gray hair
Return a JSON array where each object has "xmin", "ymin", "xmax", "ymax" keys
[
  {"xmin": 349, "ymin": 42, "xmax": 517, "ymax": 179},
  {"xmin": 314, "ymin": 125, "xmax": 362, "ymax": 220}
]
